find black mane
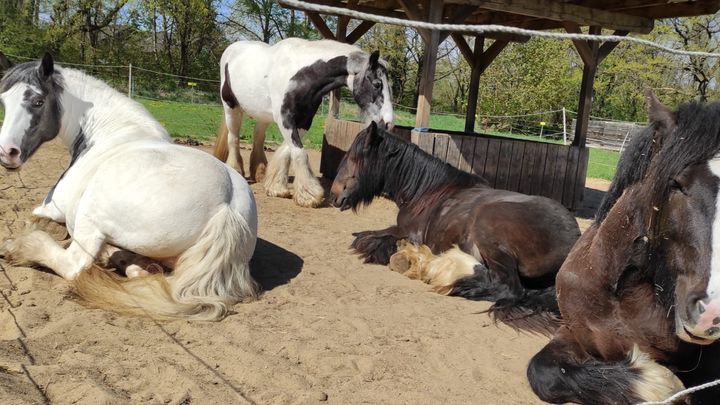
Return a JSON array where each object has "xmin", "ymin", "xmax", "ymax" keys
[
  {"xmin": 595, "ymin": 126, "xmax": 655, "ymax": 222},
  {"xmin": 596, "ymin": 101, "xmax": 720, "ymax": 224},
  {"xmin": 348, "ymin": 125, "xmax": 487, "ymax": 211}
]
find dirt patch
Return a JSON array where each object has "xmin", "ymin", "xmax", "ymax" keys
[{"xmin": 0, "ymin": 139, "xmax": 607, "ymax": 405}]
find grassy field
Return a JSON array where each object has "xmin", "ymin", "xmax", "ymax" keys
[{"xmin": 0, "ymin": 98, "xmax": 621, "ymax": 180}]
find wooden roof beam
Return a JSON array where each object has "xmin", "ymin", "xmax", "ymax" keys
[
  {"xmin": 439, "ymin": 4, "xmax": 477, "ymax": 43},
  {"xmin": 306, "ymin": 12, "xmax": 336, "ymax": 40},
  {"xmin": 346, "ymin": 20, "xmax": 375, "ymax": 44},
  {"xmin": 445, "ymin": 0, "xmax": 654, "ymax": 33},
  {"xmin": 397, "ymin": 0, "xmax": 432, "ymax": 44}
]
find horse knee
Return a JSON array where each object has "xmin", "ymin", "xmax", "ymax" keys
[
  {"xmin": 351, "ymin": 231, "xmax": 398, "ymax": 265},
  {"xmin": 527, "ymin": 345, "xmax": 579, "ymax": 404}
]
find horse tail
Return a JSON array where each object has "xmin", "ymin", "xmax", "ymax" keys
[
  {"xmin": 486, "ymin": 286, "xmax": 561, "ymax": 336},
  {"xmin": 528, "ymin": 337, "xmax": 684, "ymax": 404},
  {"xmin": 73, "ymin": 205, "xmax": 258, "ymax": 321},
  {"xmin": 213, "ymin": 110, "xmax": 230, "ymax": 162}
]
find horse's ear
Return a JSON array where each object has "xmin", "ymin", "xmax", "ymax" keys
[
  {"xmin": 38, "ymin": 52, "xmax": 54, "ymax": 79},
  {"xmin": 369, "ymin": 50, "xmax": 380, "ymax": 69},
  {"xmin": 364, "ymin": 121, "xmax": 381, "ymax": 150},
  {"xmin": 0, "ymin": 52, "xmax": 14, "ymax": 72},
  {"xmin": 645, "ymin": 90, "xmax": 676, "ymax": 132}
]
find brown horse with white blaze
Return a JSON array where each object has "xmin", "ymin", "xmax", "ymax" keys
[
  {"xmin": 527, "ymin": 93, "xmax": 720, "ymax": 404},
  {"xmin": 330, "ymin": 122, "xmax": 581, "ymax": 333}
]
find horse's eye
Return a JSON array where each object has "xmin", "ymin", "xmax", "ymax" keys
[
  {"xmin": 670, "ymin": 178, "xmax": 686, "ymax": 194},
  {"xmin": 372, "ymin": 80, "xmax": 382, "ymax": 90},
  {"xmin": 32, "ymin": 99, "xmax": 44, "ymax": 107}
]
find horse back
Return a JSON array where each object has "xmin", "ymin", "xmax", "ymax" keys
[{"xmin": 421, "ymin": 187, "xmax": 580, "ymax": 279}]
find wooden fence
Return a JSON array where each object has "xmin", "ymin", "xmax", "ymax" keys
[
  {"xmin": 570, "ymin": 119, "xmax": 644, "ymax": 151},
  {"xmin": 321, "ymin": 118, "xmax": 589, "ymax": 210}
]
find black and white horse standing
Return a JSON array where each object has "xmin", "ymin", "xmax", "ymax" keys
[{"xmin": 214, "ymin": 38, "xmax": 394, "ymax": 208}]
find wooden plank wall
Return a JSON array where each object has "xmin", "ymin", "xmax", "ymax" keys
[
  {"xmin": 320, "ymin": 119, "xmax": 590, "ymax": 210},
  {"xmin": 413, "ymin": 130, "xmax": 590, "ymax": 210}
]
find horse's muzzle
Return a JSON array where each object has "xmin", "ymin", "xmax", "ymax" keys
[
  {"xmin": 677, "ymin": 296, "xmax": 720, "ymax": 343},
  {"xmin": 331, "ymin": 194, "xmax": 351, "ymax": 211},
  {"xmin": 0, "ymin": 158, "xmax": 22, "ymax": 171}
]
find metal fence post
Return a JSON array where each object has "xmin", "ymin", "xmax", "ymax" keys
[{"xmin": 128, "ymin": 63, "xmax": 133, "ymax": 98}]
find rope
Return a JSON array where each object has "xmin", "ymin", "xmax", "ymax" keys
[
  {"xmin": 278, "ymin": 0, "xmax": 720, "ymax": 59},
  {"xmin": 637, "ymin": 378, "xmax": 720, "ymax": 405}
]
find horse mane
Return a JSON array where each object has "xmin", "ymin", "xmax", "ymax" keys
[
  {"xmin": 56, "ymin": 67, "xmax": 169, "ymax": 140},
  {"xmin": 351, "ymin": 125, "xmax": 487, "ymax": 213},
  {"xmin": 595, "ymin": 126, "xmax": 655, "ymax": 222}
]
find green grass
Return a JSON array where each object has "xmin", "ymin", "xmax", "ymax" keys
[
  {"xmin": 0, "ymin": 99, "xmax": 621, "ymax": 180},
  {"xmin": 587, "ymin": 148, "xmax": 620, "ymax": 181}
]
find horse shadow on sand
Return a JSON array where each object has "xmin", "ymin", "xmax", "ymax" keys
[
  {"xmin": 250, "ymin": 238, "xmax": 303, "ymax": 291},
  {"xmin": 574, "ymin": 187, "xmax": 607, "ymax": 219}
]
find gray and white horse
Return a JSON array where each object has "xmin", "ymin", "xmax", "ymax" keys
[
  {"xmin": 0, "ymin": 54, "xmax": 258, "ymax": 321},
  {"xmin": 214, "ymin": 38, "xmax": 394, "ymax": 208}
]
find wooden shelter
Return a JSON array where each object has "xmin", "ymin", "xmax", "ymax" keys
[{"xmin": 282, "ymin": 0, "xmax": 720, "ymax": 210}]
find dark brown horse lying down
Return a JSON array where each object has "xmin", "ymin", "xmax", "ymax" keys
[
  {"xmin": 330, "ymin": 122, "xmax": 580, "ymax": 333},
  {"xmin": 527, "ymin": 93, "xmax": 720, "ymax": 404}
]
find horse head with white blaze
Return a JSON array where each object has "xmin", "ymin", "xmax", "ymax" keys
[
  {"xmin": 0, "ymin": 52, "xmax": 260, "ymax": 321},
  {"xmin": 214, "ymin": 38, "xmax": 394, "ymax": 208}
]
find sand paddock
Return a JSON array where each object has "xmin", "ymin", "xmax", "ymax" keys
[{"xmin": 0, "ymin": 140, "xmax": 606, "ymax": 405}]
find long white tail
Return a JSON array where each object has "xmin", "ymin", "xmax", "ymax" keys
[{"xmin": 73, "ymin": 206, "xmax": 258, "ymax": 321}]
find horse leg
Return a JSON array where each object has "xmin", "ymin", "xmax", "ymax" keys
[
  {"xmin": 97, "ymin": 245, "xmax": 165, "ymax": 278},
  {"xmin": 389, "ymin": 243, "xmax": 481, "ymax": 294},
  {"xmin": 249, "ymin": 121, "xmax": 269, "ymax": 183},
  {"xmin": 223, "ymin": 105, "xmax": 245, "ymax": 176},
  {"xmin": 443, "ymin": 249, "xmax": 561, "ymax": 333},
  {"xmin": 289, "ymin": 142, "xmax": 324, "ymax": 208},
  {"xmin": 263, "ymin": 142, "xmax": 292, "ymax": 198},
  {"xmin": 2, "ymin": 224, "xmax": 104, "ymax": 280},
  {"xmin": 351, "ymin": 226, "xmax": 405, "ymax": 265},
  {"xmin": 528, "ymin": 328, "xmax": 684, "ymax": 404}
]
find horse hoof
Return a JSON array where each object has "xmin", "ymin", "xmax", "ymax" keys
[
  {"xmin": 265, "ymin": 186, "xmax": 292, "ymax": 199},
  {"xmin": 126, "ymin": 265, "xmax": 151, "ymax": 279},
  {"xmin": 389, "ymin": 253, "xmax": 411, "ymax": 273},
  {"xmin": 293, "ymin": 183, "xmax": 325, "ymax": 208}
]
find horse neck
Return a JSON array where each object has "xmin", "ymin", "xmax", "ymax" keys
[
  {"xmin": 383, "ymin": 144, "xmax": 482, "ymax": 208},
  {"xmin": 57, "ymin": 68, "xmax": 168, "ymax": 150}
]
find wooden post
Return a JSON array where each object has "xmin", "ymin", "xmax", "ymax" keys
[
  {"xmin": 573, "ymin": 26, "xmax": 601, "ymax": 148},
  {"xmin": 415, "ymin": 0, "xmax": 443, "ymax": 129},
  {"xmin": 465, "ymin": 36, "xmax": 484, "ymax": 133},
  {"xmin": 328, "ymin": 15, "xmax": 350, "ymax": 118}
]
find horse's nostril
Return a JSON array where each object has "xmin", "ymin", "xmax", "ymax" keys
[{"xmin": 8, "ymin": 147, "xmax": 20, "ymax": 158}]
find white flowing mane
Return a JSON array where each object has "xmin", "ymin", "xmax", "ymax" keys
[{"xmin": 57, "ymin": 66, "xmax": 169, "ymax": 146}]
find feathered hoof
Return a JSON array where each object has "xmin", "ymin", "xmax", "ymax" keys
[
  {"xmin": 0, "ymin": 233, "xmax": 36, "ymax": 266},
  {"xmin": 293, "ymin": 182, "xmax": 325, "ymax": 208},
  {"xmin": 630, "ymin": 346, "xmax": 687, "ymax": 403},
  {"xmin": 264, "ymin": 183, "xmax": 292, "ymax": 199}
]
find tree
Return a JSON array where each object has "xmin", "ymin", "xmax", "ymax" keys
[
  {"xmin": 223, "ymin": 0, "xmax": 315, "ymax": 43},
  {"xmin": 666, "ymin": 16, "xmax": 720, "ymax": 101}
]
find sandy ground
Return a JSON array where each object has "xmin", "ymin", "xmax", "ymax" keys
[{"xmin": 0, "ymin": 139, "xmax": 609, "ymax": 405}]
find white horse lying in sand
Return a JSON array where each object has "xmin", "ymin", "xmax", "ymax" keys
[{"xmin": 0, "ymin": 53, "xmax": 258, "ymax": 321}]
